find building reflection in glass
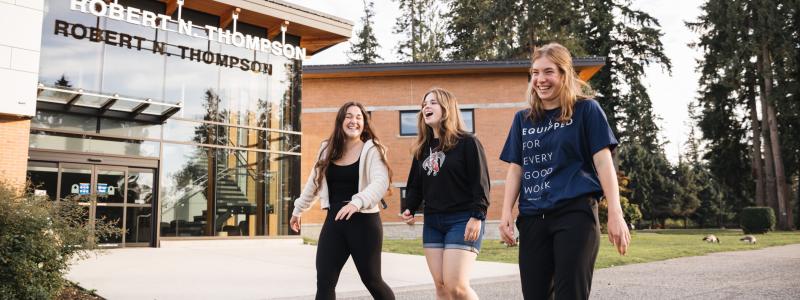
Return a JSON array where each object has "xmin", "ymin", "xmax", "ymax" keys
[{"xmin": 38, "ymin": 0, "xmax": 302, "ymax": 238}]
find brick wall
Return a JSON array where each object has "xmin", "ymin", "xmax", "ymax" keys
[
  {"xmin": 299, "ymin": 72, "xmax": 528, "ymax": 227},
  {"xmin": 0, "ymin": 116, "xmax": 31, "ymax": 189}
]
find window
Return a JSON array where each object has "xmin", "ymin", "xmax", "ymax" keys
[
  {"xmin": 399, "ymin": 111, "xmax": 418, "ymax": 136},
  {"xmin": 398, "ymin": 187, "xmax": 423, "ymax": 215},
  {"xmin": 399, "ymin": 109, "xmax": 475, "ymax": 136}
]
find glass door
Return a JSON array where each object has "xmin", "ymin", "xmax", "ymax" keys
[
  {"xmin": 125, "ymin": 168, "xmax": 155, "ymax": 246},
  {"xmin": 52, "ymin": 163, "xmax": 155, "ymax": 247},
  {"xmin": 59, "ymin": 163, "xmax": 93, "ymax": 232},
  {"xmin": 94, "ymin": 166, "xmax": 126, "ymax": 246}
]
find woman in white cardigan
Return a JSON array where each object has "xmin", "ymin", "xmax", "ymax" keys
[{"xmin": 290, "ymin": 102, "xmax": 395, "ymax": 300}]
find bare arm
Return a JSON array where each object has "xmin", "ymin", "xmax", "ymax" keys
[
  {"xmin": 499, "ymin": 163, "xmax": 522, "ymax": 245},
  {"xmin": 592, "ymin": 148, "xmax": 630, "ymax": 255}
]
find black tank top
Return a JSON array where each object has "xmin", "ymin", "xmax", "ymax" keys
[{"xmin": 326, "ymin": 158, "xmax": 360, "ymax": 205}]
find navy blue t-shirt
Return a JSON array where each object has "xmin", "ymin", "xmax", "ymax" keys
[{"xmin": 499, "ymin": 99, "xmax": 618, "ymax": 216}]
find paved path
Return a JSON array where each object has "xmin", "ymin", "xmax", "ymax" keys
[
  {"xmin": 67, "ymin": 241, "xmax": 800, "ymax": 299},
  {"xmin": 340, "ymin": 243, "xmax": 800, "ymax": 300},
  {"xmin": 66, "ymin": 239, "xmax": 517, "ymax": 300}
]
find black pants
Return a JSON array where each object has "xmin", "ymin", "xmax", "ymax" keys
[
  {"xmin": 315, "ymin": 203, "xmax": 395, "ymax": 300},
  {"xmin": 516, "ymin": 196, "xmax": 600, "ymax": 300}
]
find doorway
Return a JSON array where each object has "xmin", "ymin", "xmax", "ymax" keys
[{"xmin": 27, "ymin": 160, "xmax": 156, "ymax": 247}]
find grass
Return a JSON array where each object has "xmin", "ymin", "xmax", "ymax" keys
[{"xmin": 379, "ymin": 229, "xmax": 800, "ymax": 269}]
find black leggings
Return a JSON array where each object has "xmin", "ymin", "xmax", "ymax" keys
[
  {"xmin": 315, "ymin": 204, "xmax": 395, "ymax": 300},
  {"xmin": 516, "ymin": 196, "xmax": 600, "ymax": 300}
]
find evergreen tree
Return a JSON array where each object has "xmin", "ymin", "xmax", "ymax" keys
[
  {"xmin": 689, "ymin": 0, "xmax": 798, "ymax": 229},
  {"xmin": 348, "ymin": 0, "xmax": 382, "ymax": 64},
  {"xmin": 54, "ymin": 75, "xmax": 72, "ymax": 88},
  {"xmin": 674, "ymin": 157, "xmax": 702, "ymax": 227},
  {"xmin": 393, "ymin": 0, "xmax": 446, "ymax": 61}
]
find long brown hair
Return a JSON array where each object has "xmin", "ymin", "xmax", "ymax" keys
[
  {"xmin": 313, "ymin": 102, "xmax": 392, "ymax": 195},
  {"xmin": 411, "ymin": 88, "xmax": 469, "ymax": 160},
  {"xmin": 526, "ymin": 43, "xmax": 594, "ymax": 123}
]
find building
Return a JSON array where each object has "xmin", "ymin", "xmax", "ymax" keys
[
  {"xmin": 299, "ymin": 60, "xmax": 605, "ymax": 239},
  {"xmin": 0, "ymin": 0, "xmax": 352, "ymax": 247}
]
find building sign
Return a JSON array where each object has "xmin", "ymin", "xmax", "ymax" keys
[
  {"xmin": 68, "ymin": 0, "xmax": 306, "ymax": 61},
  {"xmin": 54, "ymin": 19, "xmax": 273, "ymax": 74}
]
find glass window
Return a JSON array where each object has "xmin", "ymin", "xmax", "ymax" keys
[
  {"xmin": 399, "ymin": 109, "xmax": 474, "ymax": 136},
  {"xmin": 160, "ymin": 143, "xmax": 212, "ymax": 237},
  {"xmin": 398, "ymin": 187, "xmax": 424, "ymax": 215},
  {"xmin": 461, "ymin": 109, "xmax": 475, "ymax": 133},
  {"xmin": 399, "ymin": 111, "xmax": 418, "ymax": 136},
  {"xmin": 214, "ymin": 149, "xmax": 266, "ymax": 236},
  {"xmin": 163, "ymin": 119, "xmax": 206, "ymax": 143},
  {"xmin": 100, "ymin": 17, "xmax": 165, "ymax": 101},
  {"xmin": 126, "ymin": 207, "xmax": 153, "ymax": 244},
  {"xmin": 127, "ymin": 169, "xmax": 155, "ymax": 205},
  {"xmin": 31, "ymin": 110, "xmax": 97, "ymax": 133},
  {"xmin": 100, "ymin": 118, "xmax": 161, "ymax": 139},
  {"xmin": 39, "ymin": 0, "xmax": 103, "ymax": 92},
  {"xmin": 163, "ymin": 25, "xmax": 221, "ymax": 120},
  {"xmin": 27, "ymin": 161, "xmax": 58, "ymax": 201},
  {"xmin": 29, "ymin": 131, "xmax": 159, "ymax": 157}
]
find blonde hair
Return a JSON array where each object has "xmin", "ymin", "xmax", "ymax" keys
[
  {"xmin": 526, "ymin": 43, "xmax": 594, "ymax": 122},
  {"xmin": 411, "ymin": 87, "xmax": 468, "ymax": 159}
]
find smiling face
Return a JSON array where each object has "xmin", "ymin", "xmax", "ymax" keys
[
  {"xmin": 341, "ymin": 105, "xmax": 364, "ymax": 140},
  {"xmin": 421, "ymin": 92, "xmax": 444, "ymax": 128},
  {"xmin": 531, "ymin": 56, "xmax": 564, "ymax": 106}
]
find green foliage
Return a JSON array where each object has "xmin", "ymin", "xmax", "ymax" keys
[
  {"xmin": 348, "ymin": 0, "xmax": 382, "ymax": 64},
  {"xmin": 393, "ymin": 0, "xmax": 446, "ymax": 61},
  {"xmin": 598, "ymin": 172, "xmax": 643, "ymax": 233},
  {"xmin": 740, "ymin": 207, "xmax": 776, "ymax": 234},
  {"xmin": 0, "ymin": 181, "xmax": 118, "ymax": 299},
  {"xmin": 689, "ymin": 0, "xmax": 799, "ymax": 229}
]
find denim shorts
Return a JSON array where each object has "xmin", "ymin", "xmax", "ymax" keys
[{"xmin": 422, "ymin": 211, "xmax": 485, "ymax": 253}]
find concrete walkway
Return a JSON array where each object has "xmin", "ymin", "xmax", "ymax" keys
[
  {"xmin": 66, "ymin": 239, "xmax": 518, "ymax": 299},
  {"xmin": 342, "ymin": 243, "xmax": 800, "ymax": 299},
  {"xmin": 67, "ymin": 241, "xmax": 800, "ymax": 299}
]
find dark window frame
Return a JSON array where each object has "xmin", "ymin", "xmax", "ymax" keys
[{"xmin": 399, "ymin": 110, "xmax": 419, "ymax": 136}]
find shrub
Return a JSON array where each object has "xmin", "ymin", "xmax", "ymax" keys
[
  {"xmin": 0, "ymin": 181, "xmax": 118, "ymax": 300},
  {"xmin": 739, "ymin": 206, "xmax": 775, "ymax": 234},
  {"xmin": 598, "ymin": 196, "xmax": 642, "ymax": 233}
]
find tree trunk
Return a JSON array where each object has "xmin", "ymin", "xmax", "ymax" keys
[
  {"xmin": 759, "ymin": 44, "xmax": 790, "ymax": 230},
  {"xmin": 757, "ymin": 57, "xmax": 779, "ymax": 217},
  {"xmin": 746, "ymin": 68, "xmax": 766, "ymax": 206}
]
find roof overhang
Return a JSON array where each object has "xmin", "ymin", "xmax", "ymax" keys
[
  {"xmin": 160, "ymin": 0, "xmax": 353, "ymax": 56},
  {"xmin": 303, "ymin": 58, "xmax": 606, "ymax": 82}
]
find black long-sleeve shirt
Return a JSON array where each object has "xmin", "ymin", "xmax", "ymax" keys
[{"xmin": 403, "ymin": 134, "xmax": 490, "ymax": 218}]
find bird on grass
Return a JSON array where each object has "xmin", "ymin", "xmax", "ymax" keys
[
  {"xmin": 702, "ymin": 234, "xmax": 720, "ymax": 243},
  {"xmin": 740, "ymin": 235, "xmax": 757, "ymax": 244}
]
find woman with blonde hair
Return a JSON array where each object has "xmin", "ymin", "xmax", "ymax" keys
[
  {"xmin": 291, "ymin": 102, "xmax": 395, "ymax": 300},
  {"xmin": 402, "ymin": 87, "xmax": 490, "ymax": 300},
  {"xmin": 498, "ymin": 42, "xmax": 631, "ymax": 299}
]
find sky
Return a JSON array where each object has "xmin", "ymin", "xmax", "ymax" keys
[{"xmin": 285, "ymin": 0, "xmax": 704, "ymax": 163}]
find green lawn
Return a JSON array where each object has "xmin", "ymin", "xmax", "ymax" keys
[{"xmin": 378, "ymin": 229, "xmax": 800, "ymax": 269}]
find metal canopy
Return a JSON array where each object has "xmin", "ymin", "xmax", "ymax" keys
[{"xmin": 36, "ymin": 84, "xmax": 183, "ymax": 123}]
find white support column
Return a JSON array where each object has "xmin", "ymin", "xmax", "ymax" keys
[{"xmin": 0, "ymin": 0, "xmax": 44, "ymax": 117}]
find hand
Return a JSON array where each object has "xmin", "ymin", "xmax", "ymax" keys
[
  {"xmin": 335, "ymin": 203, "xmax": 359, "ymax": 221},
  {"xmin": 464, "ymin": 217, "xmax": 482, "ymax": 241},
  {"xmin": 499, "ymin": 213, "xmax": 516, "ymax": 246},
  {"xmin": 290, "ymin": 215, "xmax": 301, "ymax": 233},
  {"xmin": 607, "ymin": 213, "xmax": 631, "ymax": 255},
  {"xmin": 401, "ymin": 209, "xmax": 415, "ymax": 225}
]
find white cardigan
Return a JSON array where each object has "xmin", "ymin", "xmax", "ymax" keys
[{"xmin": 292, "ymin": 139, "xmax": 390, "ymax": 217}]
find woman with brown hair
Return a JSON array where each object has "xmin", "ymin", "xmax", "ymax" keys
[
  {"xmin": 402, "ymin": 87, "xmax": 490, "ymax": 300},
  {"xmin": 498, "ymin": 42, "xmax": 631, "ymax": 299},
  {"xmin": 290, "ymin": 102, "xmax": 395, "ymax": 300}
]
